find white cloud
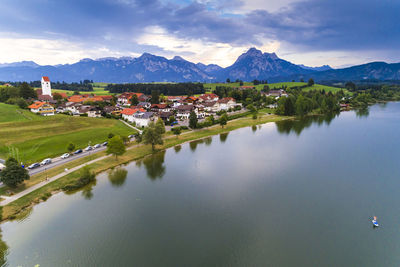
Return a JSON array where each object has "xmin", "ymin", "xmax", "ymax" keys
[
  {"xmin": 137, "ymin": 26, "xmax": 280, "ymax": 67},
  {"xmin": 0, "ymin": 34, "xmax": 139, "ymax": 65}
]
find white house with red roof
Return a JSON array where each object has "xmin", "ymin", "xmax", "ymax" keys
[
  {"xmin": 121, "ymin": 108, "xmax": 145, "ymax": 123},
  {"xmin": 217, "ymin": 97, "xmax": 239, "ymax": 110},
  {"xmin": 28, "ymin": 101, "xmax": 55, "ymax": 116},
  {"xmin": 41, "ymin": 76, "xmax": 52, "ymax": 96}
]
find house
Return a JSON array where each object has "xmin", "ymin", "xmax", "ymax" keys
[
  {"xmin": 198, "ymin": 93, "xmax": 219, "ymax": 103},
  {"xmin": 133, "ymin": 112, "xmax": 157, "ymax": 127},
  {"xmin": 28, "ymin": 101, "xmax": 55, "ymax": 116},
  {"xmin": 265, "ymin": 89, "xmax": 288, "ymax": 98},
  {"xmin": 158, "ymin": 111, "xmax": 174, "ymax": 122},
  {"xmin": 103, "ymin": 106, "xmax": 122, "ymax": 116},
  {"xmin": 137, "ymin": 102, "xmax": 151, "ymax": 109},
  {"xmin": 176, "ymin": 105, "xmax": 194, "ymax": 120},
  {"xmin": 117, "ymin": 92, "xmax": 144, "ymax": 106},
  {"xmin": 41, "ymin": 76, "xmax": 52, "ymax": 96},
  {"xmin": 121, "ymin": 108, "xmax": 145, "ymax": 123},
  {"xmin": 183, "ymin": 96, "xmax": 198, "ymax": 104},
  {"xmin": 217, "ymin": 97, "xmax": 238, "ymax": 110},
  {"xmin": 203, "ymin": 101, "xmax": 220, "ymax": 113},
  {"xmin": 87, "ymin": 107, "xmax": 102, "ymax": 118},
  {"xmin": 150, "ymin": 104, "xmax": 171, "ymax": 113}
]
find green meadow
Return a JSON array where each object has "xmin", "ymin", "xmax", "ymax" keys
[{"xmin": 0, "ymin": 103, "xmax": 135, "ymax": 163}]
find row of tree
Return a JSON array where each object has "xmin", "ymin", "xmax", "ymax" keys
[
  {"xmin": 10, "ymin": 80, "xmax": 94, "ymax": 92},
  {"xmin": 106, "ymin": 83, "xmax": 205, "ymax": 96},
  {"xmin": 0, "ymin": 83, "xmax": 37, "ymax": 108}
]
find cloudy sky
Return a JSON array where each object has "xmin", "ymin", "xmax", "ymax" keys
[{"xmin": 0, "ymin": 0, "xmax": 398, "ymax": 68}]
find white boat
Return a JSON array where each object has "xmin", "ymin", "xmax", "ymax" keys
[{"xmin": 372, "ymin": 216, "xmax": 379, "ymax": 227}]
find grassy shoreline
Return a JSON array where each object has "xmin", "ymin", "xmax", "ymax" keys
[{"xmin": 1, "ymin": 112, "xmax": 290, "ymax": 221}]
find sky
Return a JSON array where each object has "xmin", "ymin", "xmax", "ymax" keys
[{"xmin": 0, "ymin": 0, "xmax": 399, "ymax": 68}]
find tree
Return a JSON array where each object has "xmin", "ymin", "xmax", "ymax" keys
[
  {"xmin": 171, "ymin": 127, "xmax": 182, "ymax": 138},
  {"xmin": 106, "ymin": 136, "xmax": 126, "ymax": 159},
  {"xmin": 130, "ymin": 94, "xmax": 139, "ymax": 106},
  {"xmin": 108, "ymin": 133, "xmax": 115, "ymax": 139},
  {"xmin": 121, "ymin": 135, "xmax": 130, "ymax": 145},
  {"xmin": 143, "ymin": 121, "xmax": 163, "ymax": 151},
  {"xmin": 16, "ymin": 98, "xmax": 28, "ymax": 109},
  {"xmin": 219, "ymin": 113, "xmax": 228, "ymax": 128},
  {"xmin": 226, "ymin": 78, "xmax": 231, "ymax": 83},
  {"xmin": 53, "ymin": 93, "xmax": 63, "ymax": 101},
  {"xmin": 0, "ymin": 157, "xmax": 29, "ymax": 187},
  {"xmin": 204, "ymin": 116, "xmax": 213, "ymax": 127},
  {"xmin": 168, "ymin": 115, "xmax": 176, "ymax": 124},
  {"xmin": 308, "ymin": 78, "xmax": 315, "ymax": 87},
  {"xmin": 19, "ymin": 82, "xmax": 37, "ymax": 99},
  {"xmin": 189, "ymin": 111, "xmax": 198, "ymax": 129},
  {"xmin": 150, "ymin": 90, "xmax": 160, "ymax": 104},
  {"xmin": 67, "ymin": 142, "xmax": 75, "ymax": 153},
  {"xmin": 134, "ymin": 132, "xmax": 142, "ymax": 143},
  {"xmin": 155, "ymin": 118, "xmax": 166, "ymax": 134}
]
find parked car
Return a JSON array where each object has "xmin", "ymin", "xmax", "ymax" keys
[
  {"xmin": 102, "ymin": 142, "xmax": 108, "ymax": 146},
  {"xmin": 74, "ymin": 149, "xmax": 83, "ymax": 154},
  {"xmin": 84, "ymin": 146, "xmax": 93, "ymax": 151},
  {"xmin": 128, "ymin": 134, "xmax": 134, "ymax": 138},
  {"xmin": 93, "ymin": 144, "xmax": 101, "ymax": 149},
  {"xmin": 40, "ymin": 158, "xmax": 52, "ymax": 165},
  {"xmin": 28, "ymin": 163, "xmax": 40, "ymax": 169},
  {"xmin": 61, "ymin": 153, "xmax": 70, "ymax": 159}
]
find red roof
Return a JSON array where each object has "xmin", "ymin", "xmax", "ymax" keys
[
  {"xmin": 28, "ymin": 101, "xmax": 47, "ymax": 109},
  {"xmin": 42, "ymin": 76, "xmax": 50, "ymax": 82},
  {"xmin": 151, "ymin": 104, "xmax": 169, "ymax": 109},
  {"xmin": 218, "ymin": 97, "xmax": 235, "ymax": 104},
  {"xmin": 121, "ymin": 108, "xmax": 145, "ymax": 115}
]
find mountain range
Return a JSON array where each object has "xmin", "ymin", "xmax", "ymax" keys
[{"xmin": 0, "ymin": 48, "xmax": 399, "ymax": 83}]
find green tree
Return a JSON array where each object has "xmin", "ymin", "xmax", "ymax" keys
[
  {"xmin": 67, "ymin": 142, "xmax": 75, "ymax": 153},
  {"xmin": 143, "ymin": 121, "xmax": 163, "ymax": 151},
  {"xmin": 168, "ymin": 115, "xmax": 176, "ymax": 124},
  {"xmin": 204, "ymin": 116, "xmax": 213, "ymax": 127},
  {"xmin": 189, "ymin": 111, "xmax": 198, "ymax": 129},
  {"xmin": 106, "ymin": 136, "xmax": 126, "ymax": 159},
  {"xmin": 108, "ymin": 133, "xmax": 115, "ymax": 139},
  {"xmin": 0, "ymin": 157, "xmax": 29, "ymax": 187},
  {"xmin": 134, "ymin": 132, "xmax": 142, "ymax": 143},
  {"xmin": 155, "ymin": 118, "xmax": 166, "ymax": 134},
  {"xmin": 53, "ymin": 93, "xmax": 63, "ymax": 101},
  {"xmin": 171, "ymin": 127, "xmax": 182, "ymax": 138},
  {"xmin": 121, "ymin": 135, "xmax": 130, "ymax": 145},
  {"xmin": 308, "ymin": 78, "xmax": 315, "ymax": 87},
  {"xmin": 16, "ymin": 98, "xmax": 28, "ymax": 109},
  {"xmin": 19, "ymin": 82, "xmax": 37, "ymax": 99},
  {"xmin": 219, "ymin": 113, "xmax": 228, "ymax": 128},
  {"xmin": 130, "ymin": 94, "xmax": 139, "ymax": 106},
  {"xmin": 150, "ymin": 90, "xmax": 160, "ymax": 104}
]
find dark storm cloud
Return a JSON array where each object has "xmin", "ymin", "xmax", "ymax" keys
[{"xmin": 0, "ymin": 0, "xmax": 399, "ymax": 53}]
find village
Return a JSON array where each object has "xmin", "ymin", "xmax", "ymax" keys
[{"xmin": 28, "ymin": 76, "xmax": 287, "ymax": 128}]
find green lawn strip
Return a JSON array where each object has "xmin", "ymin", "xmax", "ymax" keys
[
  {"xmin": 0, "ymin": 117, "xmax": 136, "ymax": 163},
  {"xmin": 0, "ymin": 103, "xmax": 45, "ymax": 123},
  {"xmin": 2, "ymin": 113, "xmax": 288, "ymax": 220}
]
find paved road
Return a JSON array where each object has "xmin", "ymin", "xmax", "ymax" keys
[{"xmin": 28, "ymin": 146, "xmax": 107, "ymax": 176}]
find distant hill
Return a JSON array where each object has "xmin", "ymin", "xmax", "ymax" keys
[{"xmin": 0, "ymin": 48, "xmax": 399, "ymax": 83}]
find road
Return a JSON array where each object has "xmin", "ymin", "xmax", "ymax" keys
[{"xmin": 27, "ymin": 146, "xmax": 108, "ymax": 175}]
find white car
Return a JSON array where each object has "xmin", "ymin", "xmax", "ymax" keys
[
  {"xmin": 93, "ymin": 144, "xmax": 101, "ymax": 149},
  {"xmin": 40, "ymin": 158, "xmax": 52, "ymax": 165},
  {"xmin": 84, "ymin": 146, "xmax": 93, "ymax": 151},
  {"xmin": 61, "ymin": 153, "xmax": 70, "ymax": 159}
]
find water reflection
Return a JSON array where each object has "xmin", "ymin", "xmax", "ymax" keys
[
  {"xmin": 251, "ymin": 125, "xmax": 257, "ymax": 132},
  {"xmin": 204, "ymin": 137, "xmax": 212, "ymax": 146},
  {"xmin": 142, "ymin": 150, "xmax": 166, "ymax": 181},
  {"xmin": 219, "ymin": 132, "xmax": 229, "ymax": 143},
  {"xmin": 355, "ymin": 108, "xmax": 369, "ymax": 118},
  {"xmin": 276, "ymin": 113, "xmax": 339, "ymax": 136},
  {"xmin": 108, "ymin": 168, "xmax": 128, "ymax": 188},
  {"xmin": 0, "ymin": 232, "xmax": 7, "ymax": 267},
  {"xmin": 81, "ymin": 180, "xmax": 97, "ymax": 200},
  {"xmin": 174, "ymin": 145, "xmax": 182, "ymax": 153},
  {"xmin": 189, "ymin": 141, "xmax": 199, "ymax": 152}
]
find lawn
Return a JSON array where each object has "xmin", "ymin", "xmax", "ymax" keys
[
  {"xmin": 204, "ymin": 82, "xmax": 347, "ymax": 94},
  {"xmin": 0, "ymin": 103, "xmax": 45, "ymax": 123},
  {"xmin": 0, "ymin": 104, "xmax": 135, "ymax": 163}
]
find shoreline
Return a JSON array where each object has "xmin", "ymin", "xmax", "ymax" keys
[{"xmin": 1, "ymin": 112, "xmax": 291, "ymax": 221}]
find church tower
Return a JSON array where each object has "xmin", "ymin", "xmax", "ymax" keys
[{"xmin": 41, "ymin": 76, "xmax": 52, "ymax": 96}]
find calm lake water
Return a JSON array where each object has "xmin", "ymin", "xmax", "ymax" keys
[{"xmin": 2, "ymin": 103, "xmax": 400, "ymax": 266}]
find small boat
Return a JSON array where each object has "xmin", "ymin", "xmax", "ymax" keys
[{"xmin": 372, "ymin": 216, "xmax": 379, "ymax": 227}]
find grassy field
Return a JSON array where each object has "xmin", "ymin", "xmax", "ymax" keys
[
  {"xmin": 1, "ymin": 111, "xmax": 289, "ymax": 220},
  {"xmin": 204, "ymin": 82, "xmax": 346, "ymax": 93},
  {"xmin": 0, "ymin": 104, "xmax": 135, "ymax": 163}
]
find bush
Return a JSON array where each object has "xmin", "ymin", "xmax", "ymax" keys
[{"xmin": 63, "ymin": 166, "xmax": 95, "ymax": 191}]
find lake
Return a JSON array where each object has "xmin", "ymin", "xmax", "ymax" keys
[{"xmin": 2, "ymin": 103, "xmax": 400, "ymax": 266}]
